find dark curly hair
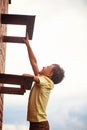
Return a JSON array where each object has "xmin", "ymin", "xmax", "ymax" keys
[{"xmin": 51, "ymin": 64, "xmax": 65, "ymax": 84}]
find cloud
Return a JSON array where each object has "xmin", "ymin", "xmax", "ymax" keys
[
  {"xmin": 3, "ymin": 103, "xmax": 27, "ymax": 124},
  {"xmin": 3, "ymin": 124, "xmax": 28, "ymax": 130},
  {"xmin": 47, "ymin": 93, "xmax": 87, "ymax": 130},
  {"xmin": 3, "ymin": 93, "xmax": 87, "ymax": 130}
]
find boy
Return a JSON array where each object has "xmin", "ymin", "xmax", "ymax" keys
[{"xmin": 23, "ymin": 33, "xmax": 64, "ymax": 130}]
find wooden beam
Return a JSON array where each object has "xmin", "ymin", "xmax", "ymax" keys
[
  {"xmin": 3, "ymin": 36, "xmax": 25, "ymax": 43},
  {"xmin": 1, "ymin": 14, "xmax": 35, "ymax": 25},
  {"xmin": 0, "ymin": 87, "xmax": 25, "ymax": 95}
]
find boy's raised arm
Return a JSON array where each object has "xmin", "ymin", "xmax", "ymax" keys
[{"xmin": 23, "ymin": 33, "xmax": 39, "ymax": 76}]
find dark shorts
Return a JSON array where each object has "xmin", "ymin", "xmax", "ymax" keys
[{"xmin": 29, "ymin": 121, "xmax": 50, "ymax": 130}]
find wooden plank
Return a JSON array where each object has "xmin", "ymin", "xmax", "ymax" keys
[
  {"xmin": 1, "ymin": 14, "xmax": 35, "ymax": 25},
  {"xmin": 3, "ymin": 36, "xmax": 25, "ymax": 43},
  {"xmin": 0, "ymin": 74, "xmax": 34, "ymax": 90},
  {"xmin": 0, "ymin": 87, "xmax": 25, "ymax": 95}
]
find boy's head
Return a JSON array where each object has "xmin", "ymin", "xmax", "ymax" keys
[
  {"xmin": 51, "ymin": 64, "xmax": 64, "ymax": 84},
  {"xmin": 39, "ymin": 64, "xmax": 64, "ymax": 84}
]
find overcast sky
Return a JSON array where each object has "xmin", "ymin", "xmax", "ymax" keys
[{"xmin": 2, "ymin": 0, "xmax": 87, "ymax": 130}]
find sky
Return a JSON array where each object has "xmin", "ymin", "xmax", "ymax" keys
[{"xmin": 2, "ymin": 0, "xmax": 87, "ymax": 130}]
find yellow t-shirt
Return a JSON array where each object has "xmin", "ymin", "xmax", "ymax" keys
[{"xmin": 27, "ymin": 74, "xmax": 54, "ymax": 122}]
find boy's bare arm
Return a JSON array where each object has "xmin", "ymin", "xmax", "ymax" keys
[{"xmin": 23, "ymin": 33, "xmax": 39, "ymax": 75}]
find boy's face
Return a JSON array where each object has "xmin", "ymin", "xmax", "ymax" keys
[{"xmin": 39, "ymin": 64, "xmax": 54, "ymax": 78}]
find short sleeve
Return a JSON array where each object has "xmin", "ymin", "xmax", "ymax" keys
[{"xmin": 36, "ymin": 75, "xmax": 54, "ymax": 89}]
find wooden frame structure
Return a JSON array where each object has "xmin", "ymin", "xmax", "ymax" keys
[
  {"xmin": 1, "ymin": 14, "xmax": 35, "ymax": 43},
  {"xmin": 0, "ymin": 73, "xmax": 34, "ymax": 95},
  {"xmin": 0, "ymin": 14, "xmax": 35, "ymax": 95}
]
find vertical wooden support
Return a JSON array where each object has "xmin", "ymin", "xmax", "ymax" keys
[{"xmin": 0, "ymin": 0, "xmax": 9, "ymax": 129}]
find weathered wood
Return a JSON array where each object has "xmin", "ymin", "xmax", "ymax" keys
[
  {"xmin": 3, "ymin": 36, "xmax": 25, "ymax": 43},
  {"xmin": 0, "ymin": 73, "xmax": 34, "ymax": 90},
  {"xmin": 0, "ymin": 87, "xmax": 25, "ymax": 95},
  {"xmin": 1, "ymin": 14, "xmax": 35, "ymax": 25}
]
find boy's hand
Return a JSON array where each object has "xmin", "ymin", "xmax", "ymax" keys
[
  {"xmin": 23, "ymin": 32, "xmax": 29, "ymax": 46},
  {"xmin": 22, "ymin": 73, "xmax": 34, "ymax": 77}
]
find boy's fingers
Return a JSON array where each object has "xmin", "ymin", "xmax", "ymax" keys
[
  {"xmin": 25, "ymin": 32, "xmax": 27, "ymax": 39},
  {"xmin": 23, "ymin": 38, "xmax": 26, "ymax": 43},
  {"xmin": 27, "ymin": 32, "xmax": 29, "ymax": 39},
  {"xmin": 26, "ymin": 32, "xmax": 29, "ymax": 39}
]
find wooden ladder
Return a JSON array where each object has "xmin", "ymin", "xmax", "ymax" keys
[{"xmin": 0, "ymin": 13, "xmax": 35, "ymax": 95}]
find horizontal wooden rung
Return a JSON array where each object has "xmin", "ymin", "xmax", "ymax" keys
[
  {"xmin": 1, "ymin": 14, "xmax": 35, "ymax": 25},
  {"xmin": 3, "ymin": 36, "xmax": 25, "ymax": 43},
  {"xmin": 0, "ymin": 87, "xmax": 25, "ymax": 95}
]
